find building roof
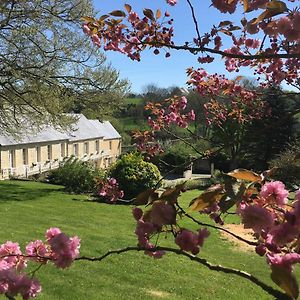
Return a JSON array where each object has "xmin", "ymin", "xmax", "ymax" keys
[
  {"xmin": 90, "ymin": 120, "xmax": 121, "ymax": 140},
  {"xmin": 0, "ymin": 114, "xmax": 120, "ymax": 146},
  {"xmin": 67, "ymin": 114, "xmax": 104, "ymax": 142}
]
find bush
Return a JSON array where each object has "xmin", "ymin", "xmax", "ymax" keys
[
  {"xmin": 269, "ymin": 141, "xmax": 300, "ymax": 188},
  {"xmin": 109, "ymin": 152, "xmax": 161, "ymax": 199},
  {"xmin": 47, "ymin": 156, "xmax": 104, "ymax": 193}
]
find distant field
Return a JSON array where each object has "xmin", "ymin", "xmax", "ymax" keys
[
  {"xmin": 125, "ymin": 97, "xmax": 144, "ymax": 105},
  {"xmin": 0, "ymin": 180, "xmax": 298, "ymax": 299}
]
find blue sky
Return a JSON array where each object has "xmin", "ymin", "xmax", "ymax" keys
[{"xmin": 92, "ymin": 1, "xmax": 257, "ymax": 93}]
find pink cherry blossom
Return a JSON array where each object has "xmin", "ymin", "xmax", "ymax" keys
[
  {"xmin": 26, "ymin": 240, "xmax": 49, "ymax": 263},
  {"xmin": 166, "ymin": 0, "xmax": 177, "ymax": 6},
  {"xmin": 260, "ymin": 181, "xmax": 289, "ymax": 206},
  {"xmin": 241, "ymin": 205, "xmax": 274, "ymax": 233},
  {"xmin": 132, "ymin": 207, "xmax": 143, "ymax": 221},
  {"xmin": 175, "ymin": 229, "xmax": 207, "ymax": 255},
  {"xmin": 49, "ymin": 233, "xmax": 80, "ymax": 269},
  {"xmin": 45, "ymin": 228, "xmax": 61, "ymax": 241}
]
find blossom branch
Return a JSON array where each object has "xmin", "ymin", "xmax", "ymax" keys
[
  {"xmin": 176, "ymin": 203, "xmax": 259, "ymax": 247},
  {"xmin": 144, "ymin": 41, "xmax": 300, "ymax": 60},
  {"xmin": 76, "ymin": 246, "xmax": 289, "ymax": 299}
]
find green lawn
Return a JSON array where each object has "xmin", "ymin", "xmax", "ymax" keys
[
  {"xmin": 125, "ymin": 97, "xmax": 144, "ymax": 105},
  {"xmin": 0, "ymin": 181, "xmax": 297, "ymax": 299}
]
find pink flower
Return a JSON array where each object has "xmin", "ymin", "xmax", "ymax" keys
[
  {"xmin": 82, "ymin": 24, "xmax": 91, "ymax": 35},
  {"xmin": 26, "ymin": 240, "xmax": 49, "ymax": 263},
  {"xmin": 267, "ymin": 253, "xmax": 300, "ymax": 271},
  {"xmin": 0, "ymin": 241, "xmax": 23, "ymax": 268},
  {"xmin": 91, "ymin": 34, "xmax": 101, "ymax": 47},
  {"xmin": 241, "ymin": 205, "xmax": 274, "ymax": 233},
  {"xmin": 187, "ymin": 110, "xmax": 195, "ymax": 121},
  {"xmin": 175, "ymin": 229, "xmax": 200, "ymax": 255},
  {"xmin": 255, "ymin": 244, "xmax": 267, "ymax": 256},
  {"xmin": 267, "ymin": 223, "xmax": 298, "ymax": 246},
  {"xmin": 166, "ymin": 0, "xmax": 177, "ymax": 6},
  {"xmin": 128, "ymin": 12, "xmax": 139, "ymax": 23},
  {"xmin": 277, "ymin": 17, "xmax": 292, "ymax": 35},
  {"xmin": 132, "ymin": 207, "xmax": 143, "ymax": 221},
  {"xmin": 180, "ymin": 96, "xmax": 187, "ymax": 110},
  {"xmin": 260, "ymin": 181, "xmax": 289, "ymax": 206},
  {"xmin": 10, "ymin": 275, "xmax": 41, "ymax": 300},
  {"xmin": 45, "ymin": 228, "xmax": 61, "ymax": 241},
  {"xmin": 49, "ymin": 233, "xmax": 80, "ymax": 268}
]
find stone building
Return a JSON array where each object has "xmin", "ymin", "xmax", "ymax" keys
[{"xmin": 0, "ymin": 114, "xmax": 121, "ymax": 179}]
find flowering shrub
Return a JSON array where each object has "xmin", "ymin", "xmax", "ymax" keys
[{"xmin": 0, "ymin": 228, "xmax": 80, "ymax": 300}]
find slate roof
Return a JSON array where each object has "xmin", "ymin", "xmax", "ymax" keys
[
  {"xmin": 90, "ymin": 120, "xmax": 121, "ymax": 140},
  {"xmin": 0, "ymin": 114, "xmax": 120, "ymax": 146}
]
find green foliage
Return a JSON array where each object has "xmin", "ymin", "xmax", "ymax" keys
[
  {"xmin": 269, "ymin": 141, "xmax": 300, "ymax": 187},
  {"xmin": 47, "ymin": 157, "xmax": 104, "ymax": 193},
  {"xmin": 240, "ymin": 88, "xmax": 297, "ymax": 171},
  {"xmin": 0, "ymin": 0, "xmax": 128, "ymax": 135},
  {"xmin": 160, "ymin": 140, "xmax": 210, "ymax": 174},
  {"xmin": 109, "ymin": 152, "xmax": 161, "ymax": 199}
]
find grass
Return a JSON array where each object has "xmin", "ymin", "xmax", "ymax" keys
[
  {"xmin": 125, "ymin": 97, "xmax": 144, "ymax": 105},
  {"xmin": 0, "ymin": 181, "xmax": 298, "ymax": 299}
]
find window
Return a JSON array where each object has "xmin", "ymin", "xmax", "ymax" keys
[
  {"xmin": 22, "ymin": 149, "xmax": 28, "ymax": 165},
  {"xmin": 84, "ymin": 142, "xmax": 89, "ymax": 155},
  {"xmin": 36, "ymin": 147, "xmax": 41, "ymax": 163},
  {"xmin": 73, "ymin": 144, "xmax": 78, "ymax": 156},
  {"xmin": 9, "ymin": 150, "xmax": 16, "ymax": 168},
  {"xmin": 47, "ymin": 145, "xmax": 52, "ymax": 160},
  {"xmin": 95, "ymin": 140, "xmax": 100, "ymax": 153},
  {"xmin": 109, "ymin": 141, "xmax": 112, "ymax": 150},
  {"xmin": 61, "ymin": 143, "xmax": 65, "ymax": 157}
]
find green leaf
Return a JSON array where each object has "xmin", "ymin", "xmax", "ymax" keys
[
  {"xmin": 189, "ymin": 184, "xmax": 224, "ymax": 211},
  {"xmin": 227, "ymin": 169, "xmax": 261, "ymax": 182},
  {"xmin": 109, "ymin": 10, "xmax": 126, "ymax": 17},
  {"xmin": 271, "ymin": 266, "xmax": 299, "ymax": 299},
  {"xmin": 143, "ymin": 9, "xmax": 155, "ymax": 21}
]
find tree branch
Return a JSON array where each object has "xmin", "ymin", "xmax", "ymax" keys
[
  {"xmin": 145, "ymin": 41, "xmax": 300, "ymax": 60},
  {"xmin": 76, "ymin": 246, "xmax": 289, "ymax": 299},
  {"xmin": 176, "ymin": 202, "xmax": 259, "ymax": 247}
]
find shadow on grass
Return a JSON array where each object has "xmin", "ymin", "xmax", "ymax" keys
[{"xmin": 0, "ymin": 181, "xmax": 64, "ymax": 203}]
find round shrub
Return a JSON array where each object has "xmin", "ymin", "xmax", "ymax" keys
[{"xmin": 109, "ymin": 152, "xmax": 161, "ymax": 199}]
